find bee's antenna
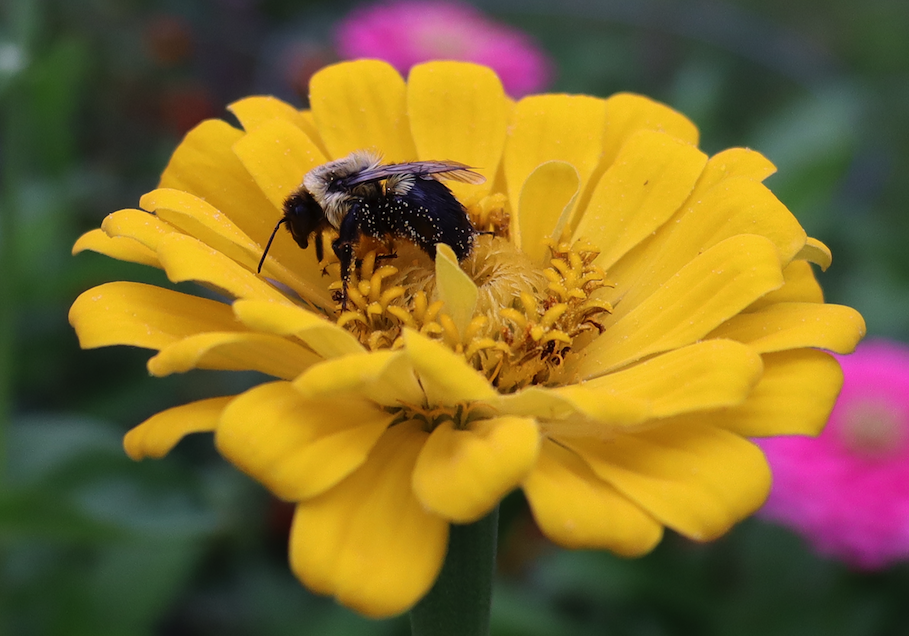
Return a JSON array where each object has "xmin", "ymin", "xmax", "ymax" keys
[{"xmin": 258, "ymin": 218, "xmax": 286, "ymax": 273}]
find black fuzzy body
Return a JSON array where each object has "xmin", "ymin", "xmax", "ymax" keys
[
  {"xmin": 331, "ymin": 178, "xmax": 476, "ymax": 304},
  {"xmin": 339, "ymin": 178, "xmax": 475, "ymax": 260},
  {"xmin": 257, "ymin": 152, "xmax": 483, "ymax": 309}
]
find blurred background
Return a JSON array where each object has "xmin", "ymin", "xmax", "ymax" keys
[{"xmin": 3, "ymin": 0, "xmax": 909, "ymax": 634}]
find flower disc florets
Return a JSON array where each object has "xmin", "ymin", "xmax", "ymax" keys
[
  {"xmin": 69, "ymin": 60, "xmax": 866, "ymax": 618},
  {"xmin": 331, "ymin": 228, "xmax": 612, "ymax": 392}
]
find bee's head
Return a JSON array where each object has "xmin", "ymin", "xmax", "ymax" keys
[{"xmin": 282, "ymin": 189, "xmax": 326, "ymax": 249}]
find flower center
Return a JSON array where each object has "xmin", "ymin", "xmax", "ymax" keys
[
  {"xmin": 324, "ymin": 195, "xmax": 613, "ymax": 393},
  {"xmin": 837, "ymin": 399, "xmax": 907, "ymax": 460},
  {"xmin": 389, "ymin": 401, "xmax": 491, "ymax": 432}
]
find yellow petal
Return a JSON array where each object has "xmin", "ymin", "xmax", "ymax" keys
[
  {"xmin": 101, "ymin": 208, "xmax": 179, "ymax": 252},
  {"xmin": 504, "ymin": 94, "xmax": 608, "ymax": 216},
  {"xmin": 231, "ymin": 117, "xmax": 327, "ymax": 211},
  {"xmin": 708, "ymin": 302, "xmax": 866, "ymax": 354},
  {"xmin": 412, "ymin": 416, "xmax": 540, "ymax": 523},
  {"xmin": 232, "ymin": 299, "xmax": 364, "ymax": 358},
  {"xmin": 523, "ymin": 440, "xmax": 662, "ymax": 554},
  {"xmin": 72, "ymin": 229, "xmax": 160, "ymax": 267},
  {"xmin": 140, "ymin": 188, "xmax": 261, "ymax": 268},
  {"xmin": 147, "ymin": 332, "xmax": 320, "ymax": 379},
  {"xmin": 289, "ymin": 421, "xmax": 447, "ymax": 618},
  {"xmin": 435, "ymin": 243, "xmax": 478, "ymax": 338},
  {"xmin": 600, "ymin": 93, "xmax": 700, "ymax": 169},
  {"xmin": 217, "ymin": 381, "xmax": 392, "ymax": 500},
  {"xmin": 402, "ymin": 329, "xmax": 497, "ymax": 404},
  {"xmin": 795, "ymin": 236, "xmax": 833, "ymax": 271},
  {"xmin": 156, "ymin": 233, "xmax": 290, "ymax": 303},
  {"xmin": 159, "ymin": 118, "xmax": 333, "ymax": 308},
  {"xmin": 748, "ymin": 259, "xmax": 823, "ymax": 309},
  {"xmin": 69, "ymin": 281, "xmax": 241, "ymax": 351},
  {"xmin": 407, "ymin": 61, "xmax": 508, "ymax": 200},
  {"xmin": 576, "ymin": 340, "xmax": 763, "ymax": 419},
  {"xmin": 292, "ymin": 350, "xmax": 424, "ymax": 407},
  {"xmin": 573, "ymin": 130, "xmax": 708, "ymax": 270},
  {"xmin": 572, "ymin": 92, "xmax": 700, "ymax": 221},
  {"xmin": 228, "ymin": 95, "xmax": 324, "ymax": 154},
  {"xmin": 575, "ymin": 234, "xmax": 785, "ymax": 378},
  {"xmin": 696, "ymin": 349, "xmax": 844, "ymax": 437},
  {"xmin": 230, "ymin": 118, "xmax": 337, "ymax": 307},
  {"xmin": 603, "ymin": 177, "xmax": 807, "ymax": 317},
  {"xmin": 124, "ymin": 396, "xmax": 232, "ymax": 460},
  {"xmin": 159, "ymin": 119, "xmax": 286, "ymax": 251},
  {"xmin": 515, "ymin": 161, "xmax": 580, "ymax": 263},
  {"xmin": 492, "ymin": 385, "xmax": 648, "ymax": 428},
  {"xmin": 696, "ymin": 147, "xmax": 777, "ymax": 190},
  {"xmin": 566, "ymin": 423, "xmax": 771, "ymax": 541},
  {"xmin": 309, "ymin": 60, "xmax": 416, "ymax": 162}
]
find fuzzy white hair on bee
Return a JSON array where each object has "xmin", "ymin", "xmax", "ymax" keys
[
  {"xmin": 303, "ymin": 150, "xmax": 384, "ymax": 227},
  {"xmin": 258, "ymin": 150, "xmax": 486, "ymax": 309}
]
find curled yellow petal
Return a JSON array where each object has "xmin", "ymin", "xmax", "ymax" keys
[
  {"xmin": 147, "ymin": 332, "xmax": 320, "ymax": 379},
  {"xmin": 515, "ymin": 161, "xmax": 580, "ymax": 263},
  {"xmin": 217, "ymin": 381, "xmax": 392, "ymax": 501},
  {"xmin": 523, "ymin": 440, "xmax": 663, "ymax": 554},
  {"xmin": 504, "ymin": 94, "xmax": 608, "ymax": 215},
  {"xmin": 696, "ymin": 147, "xmax": 777, "ymax": 189},
  {"xmin": 402, "ymin": 329, "xmax": 497, "ymax": 404},
  {"xmin": 795, "ymin": 236, "xmax": 833, "ymax": 271},
  {"xmin": 159, "ymin": 119, "xmax": 281, "ymax": 247},
  {"xmin": 701, "ymin": 348, "xmax": 844, "ymax": 437},
  {"xmin": 69, "ymin": 281, "xmax": 241, "ymax": 351},
  {"xmin": 435, "ymin": 243, "xmax": 478, "ymax": 338},
  {"xmin": 232, "ymin": 299, "xmax": 364, "ymax": 358},
  {"xmin": 412, "ymin": 416, "xmax": 540, "ymax": 523},
  {"xmin": 100, "ymin": 208, "xmax": 178, "ymax": 253},
  {"xmin": 72, "ymin": 229, "xmax": 160, "ymax": 267},
  {"xmin": 749, "ymin": 259, "xmax": 824, "ymax": 309},
  {"xmin": 156, "ymin": 233, "xmax": 290, "ymax": 303},
  {"xmin": 292, "ymin": 350, "xmax": 424, "ymax": 407},
  {"xmin": 140, "ymin": 188, "xmax": 261, "ymax": 268},
  {"xmin": 289, "ymin": 421, "xmax": 447, "ymax": 618},
  {"xmin": 708, "ymin": 302, "xmax": 866, "ymax": 354},
  {"xmin": 567, "ymin": 424, "xmax": 771, "ymax": 541},
  {"xmin": 124, "ymin": 396, "xmax": 233, "ymax": 460}
]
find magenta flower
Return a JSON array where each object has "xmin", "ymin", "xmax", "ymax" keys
[
  {"xmin": 335, "ymin": 0, "xmax": 553, "ymax": 97},
  {"xmin": 759, "ymin": 339, "xmax": 909, "ymax": 569}
]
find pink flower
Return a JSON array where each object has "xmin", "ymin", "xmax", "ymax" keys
[
  {"xmin": 334, "ymin": 0, "xmax": 553, "ymax": 97},
  {"xmin": 759, "ymin": 339, "xmax": 909, "ymax": 569}
]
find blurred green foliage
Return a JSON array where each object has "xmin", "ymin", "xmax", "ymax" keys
[{"xmin": 3, "ymin": 0, "xmax": 909, "ymax": 634}]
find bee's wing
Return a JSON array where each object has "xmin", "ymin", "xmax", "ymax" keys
[{"xmin": 340, "ymin": 160, "xmax": 486, "ymax": 187}]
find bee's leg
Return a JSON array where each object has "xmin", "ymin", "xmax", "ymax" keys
[
  {"xmin": 332, "ymin": 204, "xmax": 363, "ymax": 311},
  {"xmin": 315, "ymin": 230, "xmax": 324, "ymax": 263},
  {"xmin": 375, "ymin": 240, "xmax": 397, "ymax": 265}
]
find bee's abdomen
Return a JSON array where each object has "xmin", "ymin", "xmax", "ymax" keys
[{"xmin": 386, "ymin": 179, "xmax": 476, "ymax": 260}]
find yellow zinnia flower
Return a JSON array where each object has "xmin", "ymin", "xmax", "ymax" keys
[{"xmin": 69, "ymin": 60, "xmax": 865, "ymax": 618}]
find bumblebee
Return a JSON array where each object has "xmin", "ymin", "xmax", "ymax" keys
[{"xmin": 257, "ymin": 150, "xmax": 485, "ymax": 308}]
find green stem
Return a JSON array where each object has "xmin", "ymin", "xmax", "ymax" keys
[{"xmin": 409, "ymin": 506, "xmax": 499, "ymax": 636}]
